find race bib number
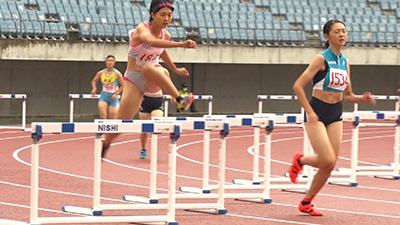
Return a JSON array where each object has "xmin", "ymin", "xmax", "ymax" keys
[
  {"xmin": 327, "ymin": 68, "xmax": 349, "ymax": 90},
  {"xmin": 139, "ymin": 53, "xmax": 160, "ymax": 62},
  {"xmin": 104, "ymin": 83, "xmax": 114, "ymax": 92}
]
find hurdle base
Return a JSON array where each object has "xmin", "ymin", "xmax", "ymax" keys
[
  {"xmin": 234, "ymin": 198, "xmax": 273, "ymax": 204},
  {"xmin": 284, "ymin": 172, "xmax": 308, "ymax": 179},
  {"xmin": 217, "ymin": 209, "xmax": 228, "ymax": 215},
  {"xmin": 30, "ymin": 215, "xmax": 175, "ymax": 224},
  {"xmin": 328, "ymin": 181, "xmax": 358, "ymax": 187},
  {"xmin": 0, "ymin": 219, "xmax": 28, "ymax": 225},
  {"xmin": 123, "ymin": 195, "xmax": 158, "ymax": 204},
  {"xmin": 179, "ymin": 186, "xmax": 210, "ymax": 194},
  {"xmin": 185, "ymin": 208, "xmax": 227, "ymax": 215},
  {"xmin": 263, "ymin": 198, "xmax": 273, "ymax": 203},
  {"xmin": 62, "ymin": 206, "xmax": 102, "ymax": 216},
  {"xmin": 373, "ymin": 175, "xmax": 400, "ymax": 180},
  {"xmin": 281, "ymin": 188, "xmax": 307, "ymax": 194},
  {"xmin": 232, "ymin": 179, "xmax": 261, "ymax": 185}
]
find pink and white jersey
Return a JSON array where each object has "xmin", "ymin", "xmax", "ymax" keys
[{"xmin": 128, "ymin": 21, "xmax": 166, "ymax": 67}]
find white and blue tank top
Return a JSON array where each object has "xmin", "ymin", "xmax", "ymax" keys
[{"xmin": 312, "ymin": 47, "xmax": 349, "ymax": 93}]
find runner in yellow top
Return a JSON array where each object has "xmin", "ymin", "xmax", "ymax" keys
[{"xmin": 91, "ymin": 55, "xmax": 124, "ymax": 119}]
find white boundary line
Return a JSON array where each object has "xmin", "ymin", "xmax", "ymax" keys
[{"xmin": 1, "ymin": 126, "xmax": 399, "ymax": 223}]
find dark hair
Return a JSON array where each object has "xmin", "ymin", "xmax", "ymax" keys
[
  {"xmin": 323, "ymin": 19, "xmax": 346, "ymax": 49},
  {"xmin": 149, "ymin": 0, "xmax": 174, "ymax": 22},
  {"xmin": 106, "ymin": 55, "xmax": 115, "ymax": 60}
]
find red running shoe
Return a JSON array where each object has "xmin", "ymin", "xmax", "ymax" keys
[
  {"xmin": 299, "ymin": 202, "xmax": 324, "ymax": 216},
  {"xmin": 178, "ymin": 93, "xmax": 195, "ymax": 111},
  {"xmin": 289, "ymin": 152, "xmax": 304, "ymax": 183}
]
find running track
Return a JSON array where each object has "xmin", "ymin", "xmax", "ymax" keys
[{"xmin": 0, "ymin": 122, "xmax": 399, "ymax": 225}]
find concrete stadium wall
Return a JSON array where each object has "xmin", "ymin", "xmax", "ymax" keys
[
  {"xmin": 0, "ymin": 40, "xmax": 399, "ymax": 117},
  {"xmin": 1, "ymin": 61, "xmax": 398, "ymax": 117}
]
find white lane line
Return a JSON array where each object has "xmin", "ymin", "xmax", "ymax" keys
[
  {"xmin": 1, "ymin": 126, "xmax": 399, "ymax": 221},
  {"xmin": 226, "ymin": 213, "xmax": 321, "ymax": 225},
  {"xmin": 0, "ymin": 201, "xmax": 77, "ymax": 216},
  {"xmin": 0, "ymin": 130, "xmax": 28, "ymax": 134},
  {"xmin": 318, "ymin": 193, "xmax": 400, "ymax": 205},
  {"xmin": 0, "ymin": 180, "xmax": 127, "ymax": 203},
  {"xmin": 12, "ymin": 127, "xmax": 394, "ymax": 182},
  {"xmin": 245, "ymin": 133, "xmax": 395, "ymax": 167},
  {"xmin": 272, "ymin": 202, "xmax": 400, "ymax": 219},
  {"xmin": 12, "ymin": 137, "xmax": 169, "ymax": 192},
  {"xmin": 0, "ymin": 135, "xmax": 31, "ymax": 141},
  {"xmin": 357, "ymin": 185, "xmax": 400, "ymax": 193}
]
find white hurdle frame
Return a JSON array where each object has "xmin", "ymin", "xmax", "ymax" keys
[
  {"xmin": 122, "ymin": 117, "xmax": 229, "ymax": 214},
  {"xmin": 69, "ymin": 94, "xmax": 101, "ymax": 123},
  {"xmin": 354, "ymin": 95, "xmax": 399, "ymax": 112},
  {"xmin": 340, "ymin": 112, "xmax": 400, "ymax": 182},
  {"xmin": 257, "ymin": 95, "xmax": 303, "ymax": 114},
  {"xmin": 163, "ymin": 95, "xmax": 213, "ymax": 117},
  {"xmin": 257, "ymin": 95, "xmax": 359, "ymax": 187},
  {"xmin": 0, "ymin": 121, "xmax": 181, "ymax": 225},
  {"xmin": 256, "ymin": 94, "xmax": 311, "ymax": 184},
  {"xmin": 205, "ymin": 115, "xmax": 310, "ymax": 195},
  {"xmin": 201, "ymin": 115, "xmax": 277, "ymax": 203},
  {"xmin": 0, "ymin": 94, "xmax": 27, "ymax": 131},
  {"xmin": 155, "ymin": 116, "xmax": 277, "ymax": 203}
]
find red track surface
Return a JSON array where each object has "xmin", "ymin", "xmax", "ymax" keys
[{"xmin": 0, "ymin": 122, "xmax": 399, "ymax": 225}]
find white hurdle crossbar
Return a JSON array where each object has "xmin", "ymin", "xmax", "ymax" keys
[
  {"xmin": 0, "ymin": 94, "xmax": 27, "ymax": 131},
  {"xmin": 123, "ymin": 117, "xmax": 229, "ymax": 214},
  {"xmin": 205, "ymin": 114, "xmax": 310, "ymax": 195},
  {"xmin": 0, "ymin": 121, "xmax": 181, "ymax": 225},
  {"xmin": 163, "ymin": 95, "xmax": 213, "ymax": 117},
  {"xmin": 69, "ymin": 94, "xmax": 101, "ymax": 123},
  {"xmin": 256, "ymin": 113, "xmax": 358, "ymax": 188},
  {"xmin": 201, "ymin": 115, "xmax": 276, "ymax": 203},
  {"xmin": 257, "ymin": 95, "xmax": 303, "ymax": 114},
  {"xmin": 354, "ymin": 95, "xmax": 399, "ymax": 112},
  {"xmin": 339, "ymin": 112, "xmax": 400, "ymax": 182},
  {"xmin": 251, "ymin": 113, "xmax": 309, "ymax": 184}
]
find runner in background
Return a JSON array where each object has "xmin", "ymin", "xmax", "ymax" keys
[
  {"xmin": 177, "ymin": 83, "xmax": 197, "ymax": 113},
  {"xmin": 91, "ymin": 55, "xmax": 124, "ymax": 119}
]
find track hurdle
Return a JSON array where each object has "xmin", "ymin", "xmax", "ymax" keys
[
  {"xmin": 204, "ymin": 115, "xmax": 310, "ymax": 194},
  {"xmin": 153, "ymin": 116, "xmax": 277, "ymax": 204},
  {"xmin": 354, "ymin": 95, "xmax": 399, "ymax": 112},
  {"xmin": 338, "ymin": 112, "xmax": 400, "ymax": 182},
  {"xmin": 205, "ymin": 115, "xmax": 276, "ymax": 203},
  {"xmin": 69, "ymin": 94, "xmax": 101, "ymax": 122},
  {"xmin": 123, "ymin": 117, "xmax": 229, "ymax": 214},
  {"xmin": 257, "ymin": 94, "xmax": 358, "ymax": 187},
  {"xmin": 163, "ymin": 95, "xmax": 213, "ymax": 117},
  {"xmin": 0, "ymin": 121, "xmax": 181, "ymax": 225},
  {"xmin": 0, "ymin": 94, "xmax": 27, "ymax": 131},
  {"xmin": 257, "ymin": 95, "xmax": 303, "ymax": 114}
]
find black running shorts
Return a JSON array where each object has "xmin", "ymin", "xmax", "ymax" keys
[
  {"xmin": 304, "ymin": 96, "xmax": 343, "ymax": 125},
  {"xmin": 139, "ymin": 96, "xmax": 164, "ymax": 113}
]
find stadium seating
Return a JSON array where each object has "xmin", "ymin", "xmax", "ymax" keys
[{"xmin": 0, "ymin": 0, "xmax": 399, "ymax": 47}]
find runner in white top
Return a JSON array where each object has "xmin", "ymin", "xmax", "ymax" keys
[{"xmin": 102, "ymin": 0, "xmax": 196, "ymax": 158}]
